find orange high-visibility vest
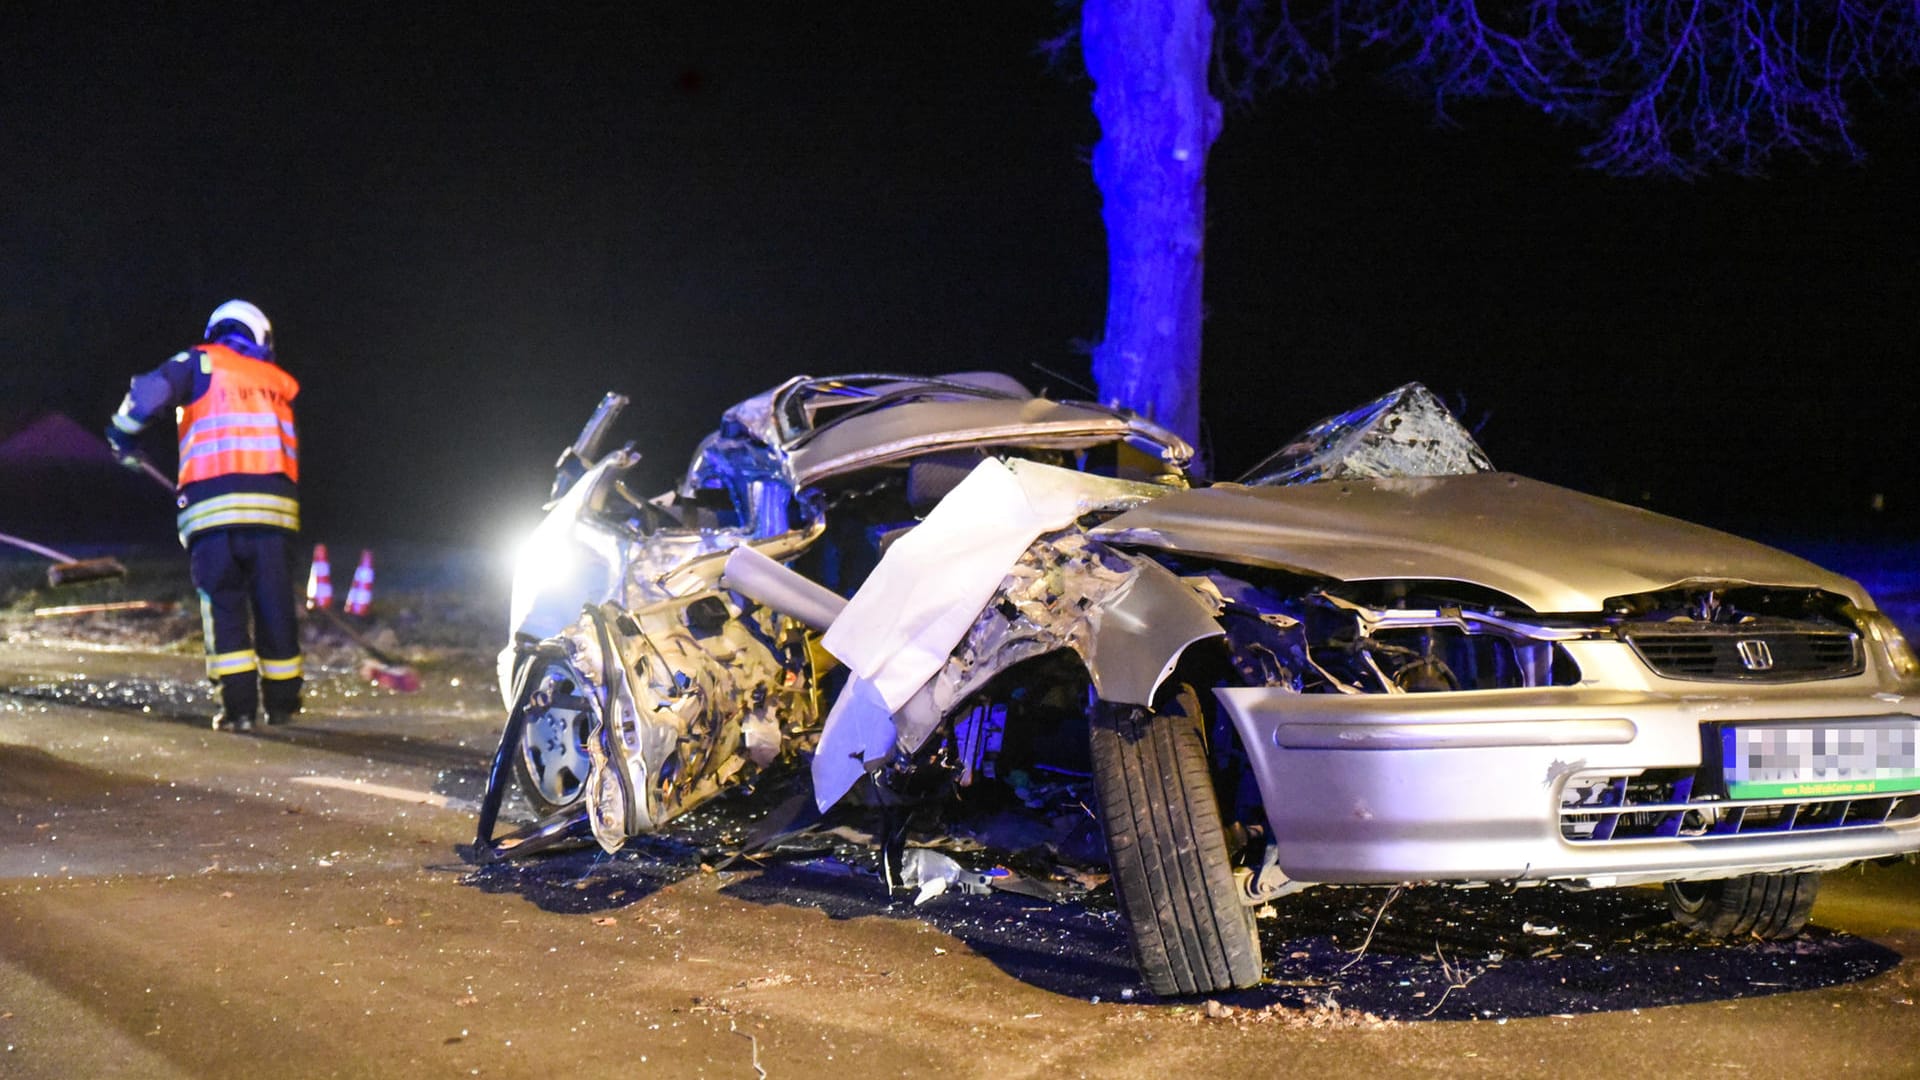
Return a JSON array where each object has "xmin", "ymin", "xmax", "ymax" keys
[{"xmin": 175, "ymin": 344, "xmax": 300, "ymax": 486}]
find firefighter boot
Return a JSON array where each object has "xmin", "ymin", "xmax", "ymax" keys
[
  {"xmin": 262, "ymin": 676, "xmax": 303, "ymax": 726},
  {"xmin": 212, "ymin": 672, "xmax": 259, "ymax": 733}
]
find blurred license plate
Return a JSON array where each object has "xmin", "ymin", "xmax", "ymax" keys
[{"xmin": 1723, "ymin": 721, "xmax": 1920, "ymax": 799}]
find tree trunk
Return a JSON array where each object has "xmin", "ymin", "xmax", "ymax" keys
[{"xmin": 1082, "ymin": 0, "xmax": 1221, "ymax": 461}]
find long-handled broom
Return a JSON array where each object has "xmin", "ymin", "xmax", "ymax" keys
[{"xmin": 0, "ymin": 531, "xmax": 128, "ymax": 587}]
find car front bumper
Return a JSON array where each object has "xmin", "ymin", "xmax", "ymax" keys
[{"xmin": 1216, "ymin": 675, "xmax": 1920, "ymax": 888}]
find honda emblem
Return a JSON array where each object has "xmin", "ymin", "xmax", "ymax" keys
[{"xmin": 1735, "ymin": 639, "xmax": 1774, "ymax": 671}]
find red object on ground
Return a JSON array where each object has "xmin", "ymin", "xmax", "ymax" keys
[
  {"xmin": 305, "ymin": 544, "xmax": 334, "ymax": 610},
  {"xmin": 343, "ymin": 549, "xmax": 374, "ymax": 616},
  {"xmin": 358, "ymin": 656, "xmax": 421, "ymax": 693}
]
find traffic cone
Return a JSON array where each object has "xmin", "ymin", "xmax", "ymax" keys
[
  {"xmin": 305, "ymin": 544, "xmax": 334, "ymax": 610},
  {"xmin": 343, "ymin": 549, "xmax": 375, "ymax": 616}
]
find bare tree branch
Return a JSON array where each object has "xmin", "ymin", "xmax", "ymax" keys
[{"xmin": 1210, "ymin": 0, "xmax": 1920, "ymax": 176}]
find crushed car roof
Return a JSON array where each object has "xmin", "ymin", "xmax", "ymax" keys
[{"xmin": 709, "ymin": 373, "xmax": 1193, "ymax": 488}]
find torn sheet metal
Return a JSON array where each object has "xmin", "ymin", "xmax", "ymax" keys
[
  {"xmin": 812, "ymin": 674, "xmax": 900, "ymax": 809},
  {"xmin": 1239, "ymin": 382, "xmax": 1493, "ymax": 488},
  {"xmin": 715, "ymin": 378, "xmax": 789, "ymax": 449},
  {"xmin": 708, "ymin": 372, "xmax": 1036, "ymax": 456},
  {"xmin": 788, "ymin": 398, "xmax": 1189, "ymax": 488},
  {"xmin": 679, "ymin": 426, "xmax": 796, "ymax": 541},
  {"xmin": 814, "ymin": 531, "xmax": 1226, "ymax": 811},
  {"xmin": 625, "ymin": 529, "xmax": 754, "ymax": 603},
  {"xmin": 1081, "ymin": 558, "xmax": 1226, "ymax": 705},
  {"xmin": 890, "ymin": 532, "xmax": 1223, "ymax": 758},
  {"xmin": 812, "ymin": 463, "xmax": 1228, "ymax": 811},
  {"xmin": 574, "ymin": 588, "xmax": 821, "ymax": 851},
  {"xmin": 896, "ymin": 847, "xmax": 1007, "ymax": 905},
  {"xmin": 811, "ymin": 460, "xmax": 1175, "ymax": 809},
  {"xmin": 820, "ymin": 458, "xmax": 1169, "ymax": 710},
  {"xmin": 685, "ymin": 372, "xmax": 1191, "ymax": 496}
]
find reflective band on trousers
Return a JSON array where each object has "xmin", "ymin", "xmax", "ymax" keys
[
  {"xmin": 259, "ymin": 655, "xmax": 304, "ymax": 681},
  {"xmin": 176, "ymin": 492, "xmax": 300, "ymax": 542},
  {"xmin": 206, "ymin": 649, "xmax": 258, "ymax": 678}
]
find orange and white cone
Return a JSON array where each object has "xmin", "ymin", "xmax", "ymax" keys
[
  {"xmin": 343, "ymin": 549, "xmax": 375, "ymax": 616},
  {"xmin": 305, "ymin": 544, "xmax": 334, "ymax": 610}
]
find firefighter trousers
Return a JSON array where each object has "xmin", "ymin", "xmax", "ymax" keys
[{"xmin": 190, "ymin": 526, "xmax": 303, "ymax": 720}]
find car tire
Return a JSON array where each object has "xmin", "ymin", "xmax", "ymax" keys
[
  {"xmin": 1664, "ymin": 872, "xmax": 1820, "ymax": 939},
  {"xmin": 1089, "ymin": 683, "xmax": 1262, "ymax": 996},
  {"xmin": 509, "ymin": 655, "xmax": 596, "ymax": 817}
]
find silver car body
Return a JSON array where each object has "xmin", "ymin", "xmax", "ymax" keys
[
  {"xmin": 1094, "ymin": 474, "xmax": 1919, "ymax": 887},
  {"xmin": 496, "ymin": 376, "xmax": 1920, "ymax": 899}
]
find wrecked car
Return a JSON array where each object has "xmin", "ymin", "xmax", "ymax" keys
[
  {"xmin": 476, "ymin": 372, "xmax": 1191, "ymax": 847},
  {"xmin": 479, "ymin": 377, "xmax": 1920, "ymax": 998}
]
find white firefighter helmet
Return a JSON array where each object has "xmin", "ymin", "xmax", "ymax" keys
[{"xmin": 204, "ymin": 299, "xmax": 273, "ymax": 349}]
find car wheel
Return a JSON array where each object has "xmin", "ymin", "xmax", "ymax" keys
[
  {"xmin": 510, "ymin": 657, "xmax": 595, "ymax": 817},
  {"xmin": 1664, "ymin": 872, "xmax": 1820, "ymax": 939},
  {"xmin": 1089, "ymin": 682, "xmax": 1262, "ymax": 996}
]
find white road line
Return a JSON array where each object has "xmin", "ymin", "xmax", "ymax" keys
[{"xmin": 292, "ymin": 775, "xmax": 480, "ymax": 813}]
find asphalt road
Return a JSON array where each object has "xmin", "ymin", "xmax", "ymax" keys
[{"xmin": 1, "ymin": 636, "xmax": 1917, "ymax": 1079}]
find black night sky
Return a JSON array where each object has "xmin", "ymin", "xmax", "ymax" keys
[{"xmin": 5, "ymin": 4, "xmax": 1917, "ymax": 553}]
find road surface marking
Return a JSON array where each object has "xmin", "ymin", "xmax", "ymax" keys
[{"xmin": 292, "ymin": 775, "xmax": 479, "ymax": 813}]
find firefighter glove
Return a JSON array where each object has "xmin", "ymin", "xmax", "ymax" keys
[{"xmin": 104, "ymin": 425, "xmax": 144, "ymax": 471}]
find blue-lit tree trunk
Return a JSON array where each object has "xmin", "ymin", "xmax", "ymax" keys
[{"xmin": 1082, "ymin": 0, "xmax": 1221, "ymax": 458}]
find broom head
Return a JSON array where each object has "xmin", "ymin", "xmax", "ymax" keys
[{"xmin": 47, "ymin": 557, "xmax": 128, "ymax": 588}]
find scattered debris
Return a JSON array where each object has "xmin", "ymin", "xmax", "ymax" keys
[
  {"xmin": 1422, "ymin": 940, "xmax": 1483, "ymax": 1018},
  {"xmin": 32, "ymin": 600, "xmax": 175, "ymax": 619},
  {"xmin": 311, "ymin": 605, "xmax": 421, "ymax": 693},
  {"xmin": 895, "ymin": 848, "xmax": 1007, "ymax": 905},
  {"xmin": 1339, "ymin": 885, "xmax": 1403, "ymax": 975},
  {"xmin": 729, "ymin": 1019, "xmax": 766, "ymax": 1080},
  {"xmin": 1180, "ymin": 997, "xmax": 1397, "ymax": 1030}
]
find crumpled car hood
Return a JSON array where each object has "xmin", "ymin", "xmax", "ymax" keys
[{"xmin": 1091, "ymin": 472, "xmax": 1866, "ymax": 613}]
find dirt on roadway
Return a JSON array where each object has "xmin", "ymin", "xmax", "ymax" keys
[{"xmin": 2, "ymin": 628, "xmax": 1918, "ymax": 1079}]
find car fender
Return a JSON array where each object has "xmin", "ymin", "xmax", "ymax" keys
[{"xmin": 1084, "ymin": 557, "xmax": 1225, "ymax": 706}]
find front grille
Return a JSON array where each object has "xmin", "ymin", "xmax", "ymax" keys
[
  {"xmin": 1622, "ymin": 622, "xmax": 1862, "ymax": 682},
  {"xmin": 1560, "ymin": 768, "xmax": 1920, "ymax": 842}
]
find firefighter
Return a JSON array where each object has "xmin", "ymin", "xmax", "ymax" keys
[{"xmin": 105, "ymin": 300, "xmax": 303, "ymax": 732}]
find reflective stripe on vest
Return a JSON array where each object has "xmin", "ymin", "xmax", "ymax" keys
[
  {"xmin": 176, "ymin": 344, "xmax": 300, "ymax": 486},
  {"xmin": 177, "ymin": 492, "xmax": 301, "ymax": 542}
]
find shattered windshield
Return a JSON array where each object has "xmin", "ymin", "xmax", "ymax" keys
[{"xmin": 1239, "ymin": 382, "xmax": 1494, "ymax": 487}]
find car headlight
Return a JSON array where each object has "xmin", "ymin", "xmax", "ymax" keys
[{"xmin": 1851, "ymin": 607, "xmax": 1920, "ymax": 684}]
